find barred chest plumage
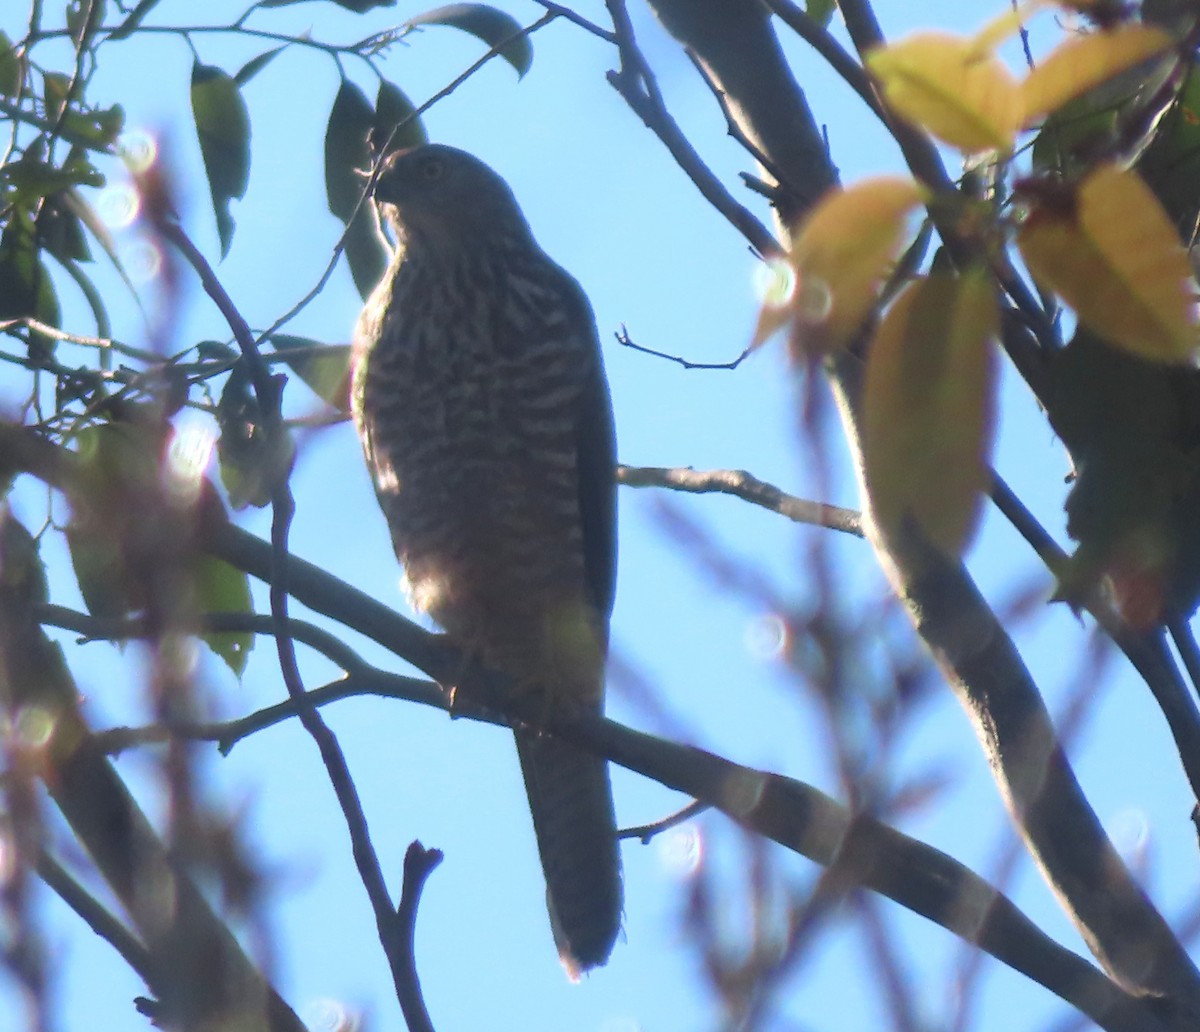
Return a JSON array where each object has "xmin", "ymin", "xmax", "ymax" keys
[{"xmin": 351, "ymin": 240, "xmax": 603, "ymax": 697}]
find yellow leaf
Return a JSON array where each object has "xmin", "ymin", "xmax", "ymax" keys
[
  {"xmin": 862, "ymin": 271, "xmax": 998, "ymax": 555},
  {"xmin": 787, "ymin": 177, "xmax": 923, "ymax": 352},
  {"xmin": 750, "ymin": 256, "xmax": 798, "ymax": 350},
  {"xmin": 1020, "ymin": 25, "xmax": 1173, "ymax": 125},
  {"xmin": 867, "ymin": 33, "xmax": 1023, "ymax": 152},
  {"xmin": 1017, "ymin": 164, "xmax": 1198, "ymax": 361}
]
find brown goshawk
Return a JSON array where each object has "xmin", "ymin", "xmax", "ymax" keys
[{"xmin": 351, "ymin": 143, "xmax": 622, "ymax": 976}]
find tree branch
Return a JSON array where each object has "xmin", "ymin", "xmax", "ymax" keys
[
  {"xmin": 617, "ymin": 464, "xmax": 863, "ymax": 535},
  {"xmin": 0, "ymin": 512, "xmax": 306, "ymax": 1032},
  {"xmin": 0, "ymin": 422, "xmax": 1179, "ymax": 1028},
  {"xmin": 638, "ymin": 0, "xmax": 1200, "ymax": 1020},
  {"xmin": 395, "ymin": 842, "xmax": 443, "ymax": 1032}
]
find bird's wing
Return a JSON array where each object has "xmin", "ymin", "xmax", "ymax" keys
[{"xmin": 561, "ymin": 279, "xmax": 618, "ymax": 624}]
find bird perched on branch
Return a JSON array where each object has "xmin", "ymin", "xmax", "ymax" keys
[{"xmin": 351, "ymin": 143, "xmax": 622, "ymax": 976}]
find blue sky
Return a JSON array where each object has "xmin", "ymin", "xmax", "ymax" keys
[{"xmin": 2, "ymin": 2, "xmax": 1196, "ymax": 1031}]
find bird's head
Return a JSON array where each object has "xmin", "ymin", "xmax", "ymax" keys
[{"xmin": 370, "ymin": 144, "xmax": 532, "ymax": 249}]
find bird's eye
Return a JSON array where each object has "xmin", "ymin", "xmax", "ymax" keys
[{"xmin": 419, "ymin": 158, "xmax": 445, "ymax": 182}]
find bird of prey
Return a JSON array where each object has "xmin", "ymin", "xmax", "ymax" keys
[{"xmin": 351, "ymin": 143, "xmax": 622, "ymax": 976}]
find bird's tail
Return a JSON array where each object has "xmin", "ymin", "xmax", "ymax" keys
[{"xmin": 515, "ymin": 730, "xmax": 622, "ymax": 978}]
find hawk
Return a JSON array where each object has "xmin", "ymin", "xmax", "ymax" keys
[{"xmin": 351, "ymin": 143, "xmax": 622, "ymax": 976}]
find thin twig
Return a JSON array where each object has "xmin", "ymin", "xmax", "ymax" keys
[
  {"xmin": 684, "ymin": 48, "xmax": 789, "ymax": 190},
  {"xmin": 989, "ymin": 474, "xmax": 1200, "ymax": 807},
  {"xmin": 257, "ymin": 12, "xmax": 559, "ymax": 346},
  {"xmin": 0, "ymin": 318, "xmax": 159, "ymax": 363},
  {"xmin": 618, "ymin": 799, "xmax": 708, "ymax": 842},
  {"xmin": 0, "ymin": 422, "xmax": 1176, "ymax": 1026},
  {"xmin": 395, "ymin": 843, "xmax": 443, "ymax": 1032},
  {"xmin": 92, "ymin": 669, "xmax": 468, "ymax": 758},
  {"xmin": 760, "ymin": 0, "xmax": 884, "ymax": 122},
  {"xmin": 618, "ymin": 464, "xmax": 863, "ymax": 536},
  {"xmin": 603, "ymin": 0, "xmax": 781, "ymax": 260},
  {"xmin": 154, "ymin": 217, "xmax": 412, "ymax": 1012},
  {"xmin": 529, "ymin": 0, "xmax": 615, "ymax": 42},
  {"xmin": 35, "ymin": 603, "xmax": 366, "ymax": 675},
  {"xmin": 616, "ymin": 324, "xmax": 751, "ymax": 370}
]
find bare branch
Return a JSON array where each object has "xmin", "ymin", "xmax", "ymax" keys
[
  {"xmin": 603, "ymin": 0, "xmax": 782, "ymax": 260},
  {"xmin": 618, "ymin": 464, "xmax": 863, "ymax": 535},
  {"xmin": 395, "ymin": 842, "xmax": 443, "ymax": 1032},
  {"xmin": 645, "ymin": 0, "xmax": 1200, "ymax": 1014},
  {"xmin": 618, "ymin": 799, "xmax": 708, "ymax": 843},
  {"xmin": 615, "ymin": 324, "xmax": 751, "ymax": 370}
]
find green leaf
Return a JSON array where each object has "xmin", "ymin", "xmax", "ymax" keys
[
  {"xmin": 0, "ymin": 31, "xmax": 23, "ymax": 97},
  {"xmin": 67, "ymin": 0, "xmax": 107, "ymax": 50},
  {"xmin": 43, "ymin": 72, "xmax": 71, "ymax": 121},
  {"xmin": 0, "ymin": 510, "xmax": 49, "ymax": 606},
  {"xmin": 235, "ymin": 46, "xmax": 287, "ymax": 87},
  {"xmin": 1031, "ymin": 93, "xmax": 1123, "ymax": 177},
  {"xmin": 191, "ymin": 63, "xmax": 251, "ymax": 258},
  {"xmin": 1140, "ymin": 65, "xmax": 1200, "ymax": 238},
  {"xmin": 66, "ymin": 521, "xmax": 131, "ymax": 619},
  {"xmin": 107, "ymin": 0, "xmax": 163, "ymax": 41},
  {"xmin": 216, "ymin": 369, "xmax": 295, "ymax": 509},
  {"xmin": 191, "ymin": 554, "xmax": 254, "ymax": 678},
  {"xmin": 342, "ymin": 203, "xmax": 386, "ymax": 299},
  {"xmin": 374, "ymin": 80, "xmax": 427, "ymax": 154},
  {"xmin": 3, "ymin": 156, "xmax": 84, "ymax": 200},
  {"xmin": 325, "ymin": 81, "xmax": 386, "ymax": 297},
  {"xmin": 0, "ymin": 210, "xmax": 61, "ymax": 329},
  {"xmin": 806, "ymin": 0, "xmax": 836, "ymax": 28},
  {"xmin": 271, "ymin": 336, "xmax": 352, "ymax": 411},
  {"xmin": 38, "ymin": 197, "xmax": 91, "ymax": 264},
  {"xmin": 324, "ymin": 80, "xmax": 374, "ymax": 221},
  {"xmin": 407, "ymin": 4, "xmax": 532, "ymax": 79},
  {"xmin": 61, "ymin": 186, "xmax": 143, "ymax": 306},
  {"xmin": 198, "ymin": 339, "xmax": 238, "ymax": 363},
  {"xmin": 65, "ymin": 423, "xmax": 160, "ymax": 620}
]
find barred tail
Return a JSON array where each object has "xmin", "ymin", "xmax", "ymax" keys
[{"xmin": 515, "ymin": 730, "xmax": 622, "ymax": 978}]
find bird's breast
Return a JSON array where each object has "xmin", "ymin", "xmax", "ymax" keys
[{"xmin": 352, "ymin": 259, "xmax": 600, "ymax": 691}]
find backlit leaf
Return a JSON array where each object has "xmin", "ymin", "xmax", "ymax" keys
[
  {"xmin": 191, "ymin": 554, "xmax": 254, "ymax": 678},
  {"xmin": 235, "ymin": 46, "xmax": 288, "ymax": 87},
  {"xmin": 271, "ymin": 336, "xmax": 352, "ymax": 412},
  {"xmin": 1020, "ymin": 25, "xmax": 1172, "ymax": 125},
  {"xmin": 407, "ymin": 4, "xmax": 532, "ymax": 79},
  {"xmin": 374, "ymin": 80, "xmax": 427, "ymax": 154},
  {"xmin": 191, "ymin": 64, "xmax": 250, "ymax": 258},
  {"xmin": 862, "ymin": 271, "xmax": 998, "ymax": 555},
  {"xmin": 786, "ymin": 177, "xmax": 923, "ymax": 352},
  {"xmin": 867, "ymin": 32, "xmax": 1022, "ymax": 152},
  {"xmin": 0, "ymin": 31, "xmax": 23, "ymax": 96},
  {"xmin": 324, "ymin": 80, "xmax": 387, "ymax": 297},
  {"xmin": 0, "ymin": 211, "xmax": 61, "ymax": 330},
  {"xmin": 1017, "ymin": 164, "xmax": 1197, "ymax": 362},
  {"xmin": 325, "ymin": 80, "xmax": 374, "ymax": 221}
]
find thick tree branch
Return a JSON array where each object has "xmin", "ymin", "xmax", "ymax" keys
[
  {"xmin": 0, "ymin": 420, "xmax": 1178, "ymax": 1028},
  {"xmin": 0, "ymin": 513, "xmax": 305, "ymax": 1032},
  {"xmin": 36, "ymin": 849, "xmax": 154, "ymax": 990},
  {"xmin": 603, "ymin": 0, "xmax": 782, "ymax": 258},
  {"xmin": 32, "ymin": 584, "xmax": 1164, "ymax": 1031},
  {"xmin": 638, "ymin": 0, "xmax": 1200, "ymax": 1021}
]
